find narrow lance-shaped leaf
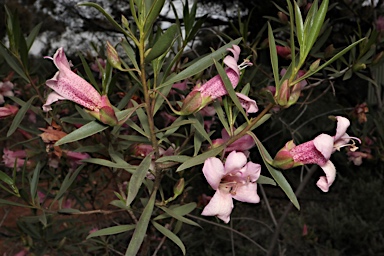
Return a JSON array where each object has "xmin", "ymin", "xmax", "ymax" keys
[
  {"xmin": 151, "ymin": 221, "xmax": 186, "ymax": 255},
  {"xmin": 268, "ymin": 23, "xmax": 280, "ymax": 89},
  {"xmin": 249, "ymin": 132, "xmax": 300, "ymax": 210},
  {"xmin": 158, "ymin": 38, "xmax": 242, "ymax": 90},
  {"xmin": 125, "ymin": 190, "xmax": 156, "ymax": 256},
  {"xmin": 126, "ymin": 153, "xmax": 152, "ymax": 206},
  {"xmin": 214, "ymin": 59, "xmax": 249, "ymax": 121},
  {"xmin": 7, "ymin": 96, "xmax": 37, "ymax": 137},
  {"xmin": 87, "ymin": 224, "xmax": 136, "ymax": 239},
  {"xmin": 176, "ymin": 146, "xmax": 223, "ymax": 172},
  {"xmin": 145, "ymin": 24, "xmax": 178, "ymax": 62}
]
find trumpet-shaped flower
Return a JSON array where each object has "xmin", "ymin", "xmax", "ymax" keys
[
  {"xmin": 0, "ymin": 104, "xmax": 18, "ymax": 119},
  {"xmin": 273, "ymin": 116, "xmax": 359, "ymax": 192},
  {"xmin": 212, "ymin": 128, "xmax": 255, "ymax": 155},
  {"xmin": 0, "ymin": 81, "xmax": 14, "ymax": 104},
  {"xmin": 202, "ymin": 151, "xmax": 261, "ymax": 223},
  {"xmin": 43, "ymin": 47, "xmax": 117, "ymax": 125},
  {"xmin": 179, "ymin": 45, "xmax": 253, "ymax": 115}
]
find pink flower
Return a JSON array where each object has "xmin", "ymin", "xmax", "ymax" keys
[
  {"xmin": 2, "ymin": 149, "xmax": 30, "ymax": 170},
  {"xmin": 0, "ymin": 80, "xmax": 14, "ymax": 104},
  {"xmin": 212, "ymin": 128, "xmax": 255, "ymax": 154},
  {"xmin": 202, "ymin": 151, "xmax": 261, "ymax": 223},
  {"xmin": 179, "ymin": 45, "xmax": 252, "ymax": 115},
  {"xmin": 65, "ymin": 151, "xmax": 90, "ymax": 169},
  {"xmin": 43, "ymin": 48, "xmax": 117, "ymax": 125},
  {"xmin": 0, "ymin": 104, "xmax": 18, "ymax": 118},
  {"xmin": 273, "ymin": 116, "xmax": 359, "ymax": 192},
  {"xmin": 235, "ymin": 93, "xmax": 258, "ymax": 113}
]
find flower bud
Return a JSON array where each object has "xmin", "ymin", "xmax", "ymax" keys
[
  {"xmin": 106, "ymin": 41, "xmax": 124, "ymax": 71},
  {"xmin": 173, "ymin": 178, "xmax": 185, "ymax": 197},
  {"xmin": 272, "ymin": 140, "xmax": 296, "ymax": 169},
  {"xmin": 278, "ymin": 12, "xmax": 288, "ymax": 24}
]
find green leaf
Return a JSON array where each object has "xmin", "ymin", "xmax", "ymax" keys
[
  {"xmin": 158, "ymin": 206, "xmax": 200, "ymax": 227},
  {"xmin": 126, "ymin": 153, "xmax": 152, "ymax": 206},
  {"xmin": 257, "ymin": 175, "xmax": 276, "ymax": 186},
  {"xmin": 155, "ymin": 155, "xmax": 191, "ymax": 163},
  {"xmin": 0, "ymin": 43, "xmax": 29, "ymax": 82},
  {"xmin": 213, "ymin": 100, "xmax": 230, "ymax": 134},
  {"xmin": 294, "ymin": 1, "xmax": 304, "ymax": 48},
  {"xmin": 293, "ymin": 38, "xmax": 366, "ymax": 84},
  {"xmin": 189, "ymin": 115, "xmax": 212, "ymax": 145},
  {"xmin": 176, "ymin": 146, "xmax": 223, "ymax": 172},
  {"xmin": 158, "ymin": 38, "xmax": 242, "ymax": 90},
  {"xmin": 304, "ymin": 0, "xmax": 328, "ymax": 58},
  {"xmin": 87, "ymin": 224, "xmax": 136, "ymax": 239},
  {"xmin": 7, "ymin": 96, "xmax": 37, "ymax": 137},
  {"xmin": 145, "ymin": 24, "xmax": 178, "ymax": 62},
  {"xmin": 125, "ymin": 190, "xmax": 156, "ymax": 256},
  {"xmin": 0, "ymin": 171, "xmax": 14, "ymax": 185},
  {"xmin": 82, "ymin": 158, "xmax": 135, "ymax": 172},
  {"xmin": 268, "ymin": 23, "xmax": 280, "ymax": 89},
  {"xmin": 30, "ymin": 161, "xmax": 42, "ymax": 203},
  {"xmin": 26, "ymin": 22, "xmax": 42, "ymax": 51},
  {"xmin": 51, "ymin": 165, "xmax": 84, "ymax": 205},
  {"xmin": 55, "ymin": 121, "xmax": 108, "ymax": 146},
  {"xmin": 251, "ymin": 133, "xmax": 300, "ymax": 210},
  {"xmin": 0, "ymin": 199, "xmax": 32, "ymax": 208},
  {"xmin": 78, "ymin": 2, "xmax": 135, "ymax": 42},
  {"xmin": 152, "ymin": 221, "xmax": 186, "ymax": 255}
]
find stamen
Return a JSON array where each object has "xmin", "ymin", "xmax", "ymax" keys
[
  {"xmin": 238, "ymin": 59, "xmax": 253, "ymax": 70},
  {"xmin": 334, "ymin": 136, "xmax": 361, "ymax": 151}
]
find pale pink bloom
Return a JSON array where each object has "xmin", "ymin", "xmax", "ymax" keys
[
  {"xmin": 0, "ymin": 81, "xmax": 14, "ymax": 104},
  {"xmin": 0, "ymin": 104, "xmax": 18, "ymax": 118},
  {"xmin": 179, "ymin": 45, "xmax": 252, "ymax": 115},
  {"xmin": 170, "ymin": 81, "xmax": 188, "ymax": 95},
  {"xmin": 235, "ymin": 93, "xmax": 258, "ymax": 113},
  {"xmin": 212, "ymin": 128, "xmax": 255, "ymax": 154},
  {"xmin": 43, "ymin": 48, "xmax": 103, "ymax": 112},
  {"xmin": 202, "ymin": 151, "xmax": 261, "ymax": 223},
  {"xmin": 273, "ymin": 116, "xmax": 359, "ymax": 192},
  {"xmin": 198, "ymin": 45, "xmax": 242, "ymax": 99},
  {"xmin": 2, "ymin": 149, "xmax": 29, "ymax": 170},
  {"xmin": 43, "ymin": 48, "xmax": 118, "ymax": 125},
  {"xmin": 65, "ymin": 151, "xmax": 90, "ymax": 168}
]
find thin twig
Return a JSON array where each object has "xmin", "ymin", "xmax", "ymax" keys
[
  {"xmin": 188, "ymin": 214, "xmax": 268, "ymax": 253},
  {"xmin": 266, "ymin": 165, "xmax": 318, "ymax": 256}
]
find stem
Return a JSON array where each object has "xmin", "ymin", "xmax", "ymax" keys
[
  {"xmin": 138, "ymin": 35, "xmax": 160, "ymax": 161},
  {"xmin": 224, "ymin": 103, "xmax": 275, "ymax": 148}
]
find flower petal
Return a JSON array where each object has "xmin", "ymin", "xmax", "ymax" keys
[
  {"xmin": 235, "ymin": 93, "xmax": 258, "ymax": 113},
  {"xmin": 201, "ymin": 189, "xmax": 234, "ymax": 223},
  {"xmin": 224, "ymin": 151, "xmax": 247, "ymax": 175},
  {"xmin": 43, "ymin": 92, "xmax": 67, "ymax": 112},
  {"xmin": 334, "ymin": 116, "xmax": 350, "ymax": 141},
  {"xmin": 232, "ymin": 182, "xmax": 260, "ymax": 203},
  {"xmin": 313, "ymin": 134, "xmax": 334, "ymax": 160},
  {"xmin": 203, "ymin": 157, "xmax": 225, "ymax": 190},
  {"xmin": 241, "ymin": 162, "xmax": 261, "ymax": 182},
  {"xmin": 316, "ymin": 160, "xmax": 336, "ymax": 192}
]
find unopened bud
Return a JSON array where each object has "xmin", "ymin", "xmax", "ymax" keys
[
  {"xmin": 352, "ymin": 63, "xmax": 366, "ymax": 72},
  {"xmin": 276, "ymin": 80, "xmax": 290, "ymax": 107},
  {"xmin": 324, "ymin": 44, "xmax": 335, "ymax": 59},
  {"xmin": 106, "ymin": 41, "xmax": 124, "ymax": 71},
  {"xmin": 309, "ymin": 59, "xmax": 321, "ymax": 71},
  {"xmin": 173, "ymin": 178, "xmax": 185, "ymax": 196},
  {"xmin": 278, "ymin": 12, "xmax": 288, "ymax": 24}
]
